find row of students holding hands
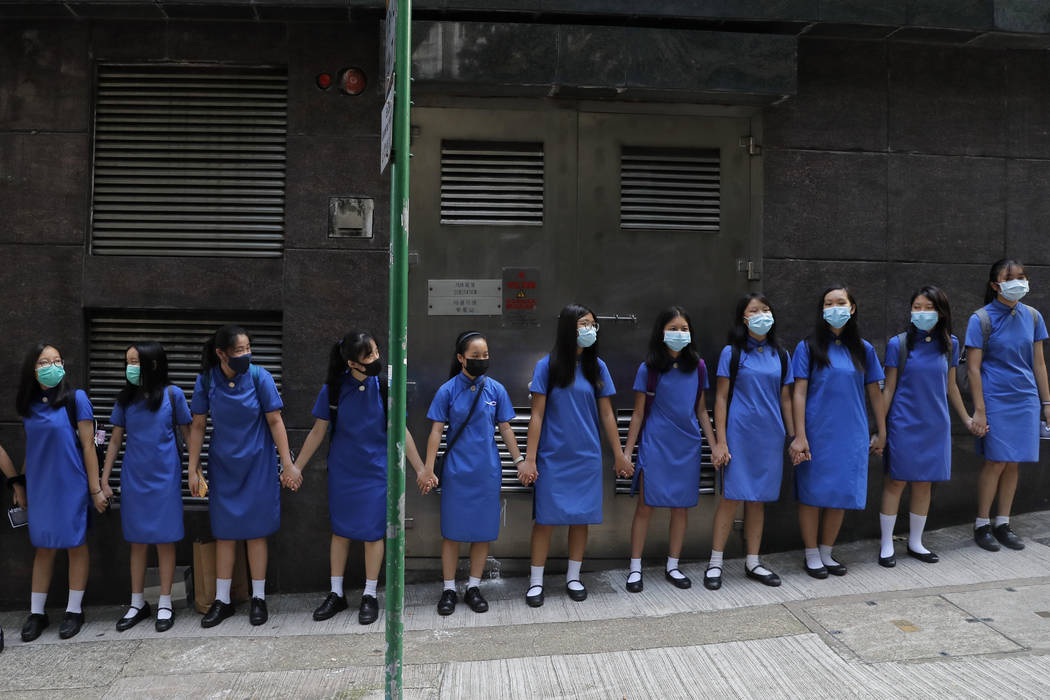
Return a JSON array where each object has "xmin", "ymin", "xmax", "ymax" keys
[{"xmin": 2, "ymin": 258, "xmax": 1048, "ymax": 646}]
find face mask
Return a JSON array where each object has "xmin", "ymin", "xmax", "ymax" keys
[
  {"xmin": 911, "ymin": 310, "xmax": 938, "ymax": 332},
  {"xmin": 577, "ymin": 326, "xmax": 597, "ymax": 348},
  {"xmin": 998, "ymin": 278, "xmax": 1029, "ymax": 302},
  {"xmin": 663, "ymin": 331, "xmax": 691, "ymax": 352},
  {"xmin": 360, "ymin": 358, "xmax": 383, "ymax": 377},
  {"xmin": 464, "ymin": 358, "xmax": 489, "ymax": 376},
  {"xmin": 747, "ymin": 313, "xmax": 774, "ymax": 336},
  {"xmin": 823, "ymin": 306, "xmax": 852, "ymax": 329},
  {"xmin": 226, "ymin": 352, "xmax": 251, "ymax": 375},
  {"xmin": 126, "ymin": 365, "xmax": 142, "ymax": 386},
  {"xmin": 37, "ymin": 364, "xmax": 65, "ymax": 388}
]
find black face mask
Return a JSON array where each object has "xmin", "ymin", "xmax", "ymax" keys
[
  {"xmin": 359, "ymin": 358, "xmax": 383, "ymax": 377},
  {"xmin": 464, "ymin": 358, "xmax": 489, "ymax": 377}
]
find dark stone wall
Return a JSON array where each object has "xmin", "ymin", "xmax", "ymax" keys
[{"xmin": 761, "ymin": 36, "xmax": 1050, "ymax": 548}]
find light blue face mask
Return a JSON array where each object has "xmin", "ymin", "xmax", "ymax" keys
[
  {"xmin": 823, "ymin": 306, "xmax": 852, "ymax": 329},
  {"xmin": 663, "ymin": 330, "xmax": 691, "ymax": 352},
  {"xmin": 125, "ymin": 364, "xmax": 142, "ymax": 386},
  {"xmin": 747, "ymin": 313, "xmax": 774, "ymax": 336},
  {"xmin": 576, "ymin": 326, "xmax": 597, "ymax": 348},
  {"xmin": 998, "ymin": 278, "xmax": 1029, "ymax": 302},
  {"xmin": 911, "ymin": 310, "xmax": 938, "ymax": 332}
]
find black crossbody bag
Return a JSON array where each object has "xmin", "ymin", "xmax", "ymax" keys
[{"xmin": 435, "ymin": 380, "xmax": 485, "ymax": 481}]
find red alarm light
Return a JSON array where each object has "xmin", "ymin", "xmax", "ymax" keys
[
  {"xmin": 316, "ymin": 72, "xmax": 333, "ymax": 90},
  {"xmin": 338, "ymin": 67, "xmax": 367, "ymax": 96}
]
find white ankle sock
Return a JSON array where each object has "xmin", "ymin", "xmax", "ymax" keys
[
  {"xmin": 443, "ymin": 579, "xmax": 456, "ymax": 592},
  {"xmin": 363, "ymin": 579, "xmax": 378, "ymax": 597},
  {"xmin": 529, "ymin": 565, "xmax": 544, "ymax": 590},
  {"xmin": 157, "ymin": 594, "xmax": 173, "ymax": 620},
  {"xmin": 975, "ymin": 517, "xmax": 990, "ymax": 529},
  {"xmin": 468, "ymin": 576, "xmax": 481, "ymax": 589},
  {"xmin": 666, "ymin": 557, "xmax": 686, "ymax": 579},
  {"xmin": 879, "ymin": 512, "xmax": 897, "ymax": 558},
  {"xmin": 124, "ymin": 592, "xmax": 145, "ymax": 618},
  {"xmin": 707, "ymin": 550, "xmax": 724, "ymax": 573},
  {"xmin": 30, "ymin": 591, "xmax": 47, "ymax": 615},
  {"xmin": 66, "ymin": 589, "xmax": 85, "ymax": 614},
  {"xmin": 745, "ymin": 554, "xmax": 771, "ymax": 576},
  {"xmin": 629, "ymin": 557, "xmax": 642, "ymax": 573},
  {"xmin": 331, "ymin": 576, "xmax": 344, "ymax": 597},
  {"xmin": 251, "ymin": 579, "xmax": 265, "ymax": 600},
  {"xmin": 994, "ymin": 515, "xmax": 1010, "ymax": 527},
  {"xmin": 215, "ymin": 578, "xmax": 232, "ymax": 604},
  {"xmin": 804, "ymin": 548, "xmax": 823, "ymax": 570},
  {"xmin": 818, "ymin": 545, "xmax": 839, "ymax": 567},
  {"xmin": 566, "ymin": 560, "xmax": 584, "ymax": 591},
  {"xmin": 908, "ymin": 512, "xmax": 930, "ymax": 554}
]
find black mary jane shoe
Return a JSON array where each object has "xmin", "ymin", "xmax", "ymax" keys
[
  {"xmin": 703, "ymin": 567, "xmax": 722, "ymax": 591},
  {"xmin": 625, "ymin": 572, "xmax": 643, "ymax": 594},
  {"xmin": 993, "ymin": 524, "xmax": 1025, "ymax": 551},
  {"xmin": 825, "ymin": 563, "xmax": 848, "ymax": 577},
  {"xmin": 907, "ymin": 548, "xmax": 939, "ymax": 564},
  {"xmin": 155, "ymin": 609, "xmax": 175, "ymax": 633},
  {"xmin": 525, "ymin": 585, "xmax": 545, "ymax": 608},
  {"xmin": 116, "ymin": 602, "xmax": 152, "ymax": 632},
  {"xmin": 358, "ymin": 594, "xmax": 379, "ymax": 625},
  {"xmin": 665, "ymin": 569, "xmax": 692, "ymax": 590},
  {"xmin": 200, "ymin": 600, "xmax": 235, "ymax": 629},
  {"xmin": 21, "ymin": 613, "xmax": 49, "ymax": 642},
  {"xmin": 59, "ymin": 612, "xmax": 85, "ymax": 640},
  {"xmin": 804, "ymin": 563, "xmax": 829, "ymax": 579},
  {"xmin": 745, "ymin": 565, "xmax": 782, "ymax": 587},
  {"xmin": 437, "ymin": 589, "xmax": 458, "ymax": 616},
  {"xmin": 313, "ymin": 592, "xmax": 349, "ymax": 621},
  {"xmin": 566, "ymin": 580, "xmax": 588, "ymax": 602},
  {"xmin": 878, "ymin": 555, "xmax": 896, "ymax": 568},
  {"xmin": 974, "ymin": 524, "xmax": 1001, "ymax": 552},
  {"xmin": 249, "ymin": 598, "xmax": 268, "ymax": 626},
  {"xmin": 464, "ymin": 586, "xmax": 489, "ymax": 613}
]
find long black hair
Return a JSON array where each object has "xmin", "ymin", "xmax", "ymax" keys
[
  {"xmin": 449, "ymin": 331, "xmax": 486, "ymax": 379},
  {"xmin": 326, "ymin": 330, "xmax": 377, "ymax": 401},
  {"xmin": 16, "ymin": 343, "xmax": 75, "ymax": 417},
  {"xmin": 646, "ymin": 305, "xmax": 700, "ymax": 373},
  {"xmin": 116, "ymin": 341, "xmax": 170, "ymax": 412},
  {"xmin": 200, "ymin": 324, "xmax": 249, "ymax": 373},
  {"xmin": 727, "ymin": 293, "xmax": 781, "ymax": 354},
  {"xmin": 904, "ymin": 285, "xmax": 953, "ymax": 358},
  {"xmin": 808, "ymin": 285, "xmax": 866, "ymax": 371},
  {"xmin": 548, "ymin": 303, "xmax": 602, "ymax": 390},
  {"xmin": 984, "ymin": 258, "xmax": 1025, "ymax": 304}
]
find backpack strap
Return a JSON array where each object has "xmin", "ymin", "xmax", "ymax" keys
[
  {"xmin": 895, "ymin": 332, "xmax": 908, "ymax": 376},
  {"xmin": 726, "ymin": 346, "xmax": 742, "ymax": 414},
  {"xmin": 975, "ymin": 307, "xmax": 992, "ymax": 348}
]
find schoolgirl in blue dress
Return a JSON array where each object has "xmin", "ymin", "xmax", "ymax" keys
[
  {"xmin": 709, "ymin": 294, "xmax": 793, "ymax": 590},
  {"xmin": 966, "ymin": 260, "xmax": 1050, "ymax": 552},
  {"xmin": 789, "ymin": 286, "xmax": 886, "ymax": 578},
  {"xmin": 518, "ymin": 303, "xmax": 632, "ymax": 607},
  {"xmin": 622, "ymin": 306, "xmax": 716, "ymax": 593},
  {"xmin": 100, "ymin": 342, "xmax": 191, "ymax": 632},
  {"xmin": 14, "ymin": 343, "xmax": 109, "ymax": 642},
  {"xmin": 423, "ymin": 331, "xmax": 522, "ymax": 615},
  {"xmin": 188, "ymin": 325, "xmax": 293, "ymax": 629},
  {"xmin": 289, "ymin": 330, "xmax": 425, "ymax": 625},
  {"xmin": 878, "ymin": 286, "xmax": 978, "ymax": 567}
]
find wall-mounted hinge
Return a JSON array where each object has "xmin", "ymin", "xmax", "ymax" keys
[
  {"xmin": 737, "ymin": 259, "xmax": 761, "ymax": 281},
  {"xmin": 739, "ymin": 136, "xmax": 762, "ymax": 156}
]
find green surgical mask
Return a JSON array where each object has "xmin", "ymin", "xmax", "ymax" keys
[
  {"xmin": 37, "ymin": 364, "xmax": 65, "ymax": 388},
  {"xmin": 126, "ymin": 365, "xmax": 141, "ymax": 386}
]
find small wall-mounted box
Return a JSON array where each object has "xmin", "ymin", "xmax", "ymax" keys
[{"xmin": 329, "ymin": 197, "xmax": 374, "ymax": 238}]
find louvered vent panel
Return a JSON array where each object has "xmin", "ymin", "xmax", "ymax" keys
[
  {"xmin": 91, "ymin": 64, "xmax": 288, "ymax": 257},
  {"xmin": 620, "ymin": 147, "xmax": 720, "ymax": 231},
  {"xmin": 614, "ymin": 409, "xmax": 716, "ymax": 495},
  {"xmin": 440, "ymin": 141, "xmax": 544, "ymax": 226},
  {"xmin": 88, "ymin": 313, "xmax": 282, "ymax": 506}
]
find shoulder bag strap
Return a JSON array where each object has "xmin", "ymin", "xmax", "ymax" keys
[{"xmin": 443, "ymin": 380, "xmax": 485, "ymax": 459}]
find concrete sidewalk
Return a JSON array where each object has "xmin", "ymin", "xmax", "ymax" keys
[{"xmin": 5, "ymin": 512, "xmax": 1050, "ymax": 698}]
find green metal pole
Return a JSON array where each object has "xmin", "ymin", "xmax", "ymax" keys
[{"xmin": 385, "ymin": 1, "xmax": 411, "ymax": 698}]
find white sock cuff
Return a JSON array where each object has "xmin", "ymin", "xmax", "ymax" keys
[
  {"xmin": 468, "ymin": 576, "xmax": 481, "ymax": 589},
  {"xmin": 994, "ymin": 515, "xmax": 1010, "ymax": 527},
  {"xmin": 975, "ymin": 517, "xmax": 991, "ymax": 528},
  {"xmin": 629, "ymin": 558, "xmax": 642, "ymax": 573},
  {"xmin": 30, "ymin": 591, "xmax": 47, "ymax": 615},
  {"xmin": 363, "ymin": 579, "xmax": 378, "ymax": 597},
  {"xmin": 251, "ymin": 579, "xmax": 266, "ymax": 600},
  {"xmin": 529, "ymin": 565, "xmax": 545, "ymax": 587},
  {"xmin": 215, "ymin": 578, "xmax": 232, "ymax": 604},
  {"xmin": 331, "ymin": 576, "xmax": 344, "ymax": 596},
  {"xmin": 66, "ymin": 589, "xmax": 85, "ymax": 614},
  {"xmin": 443, "ymin": 579, "xmax": 456, "ymax": 591},
  {"xmin": 566, "ymin": 559, "xmax": 583, "ymax": 581}
]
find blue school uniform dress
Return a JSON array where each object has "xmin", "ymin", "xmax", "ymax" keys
[
  {"xmin": 884, "ymin": 333, "xmax": 959, "ymax": 482},
  {"xmin": 529, "ymin": 355, "xmax": 616, "ymax": 525},
  {"xmin": 23, "ymin": 389, "xmax": 93, "ymax": 549},
  {"xmin": 111, "ymin": 387, "xmax": 191, "ymax": 544},
  {"xmin": 311, "ymin": 372, "xmax": 387, "ymax": 542},
  {"xmin": 717, "ymin": 340, "xmax": 794, "ymax": 502},
  {"xmin": 792, "ymin": 339, "xmax": 883, "ymax": 510},
  {"xmin": 631, "ymin": 362, "xmax": 706, "ymax": 508},
  {"xmin": 427, "ymin": 373, "xmax": 516, "ymax": 542},
  {"xmin": 966, "ymin": 300, "xmax": 1049, "ymax": 463},
  {"xmin": 191, "ymin": 366, "xmax": 283, "ymax": 541}
]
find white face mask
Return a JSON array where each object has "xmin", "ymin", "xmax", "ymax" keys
[{"xmin": 998, "ymin": 278, "xmax": 1029, "ymax": 302}]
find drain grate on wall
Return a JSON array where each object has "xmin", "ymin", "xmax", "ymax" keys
[
  {"xmin": 620, "ymin": 146, "xmax": 720, "ymax": 232},
  {"xmin": 440, "ymin": 141, "xmax": 544, "ymax": 226}
]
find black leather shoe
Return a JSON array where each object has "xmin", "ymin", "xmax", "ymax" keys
[
  {"xmin": 703, "ymin": 567, "xmax": 722, "ymax": 590},
  {"xmin": 745, "ymin": 565, "xmax": 782, "ymax": 587},
  {"xmin": 116, "ymin": 602, "xmax": 152, "ymax": 632},
  {"xmin": 201, "ymin": 600, "xmax": 235, "ymax": 628},
  {"xmin": 878, "ymin": 555, "xmax": 896, "ymax": 568},
  {"xmin": 974, "ymin": 524, "xmax": 1001, "ymax": 551},
  {"xmin": 249, "ymin": 598, "xmax": 268, "ymax": 626},
  {"xmin": 312, "ymin": 592, "xmax": 349, "ymax": 621},
  {"xmin": 437, "ymin": 589, "xmax": 457, "ymax": 616},
  {"xmin": 464, "ymin": 586, "xmax": 488, "ymax": 613},
  {"xmin": 907, "ymin": 548, "xmax": 939, "ymax": 563},
  {"xmin": 994, "ymin": 524, "xmax": 1025, "ymax": 550},
  {"xmin": 155, "ymin": 609, "xmax": 174, "ymax": 633},
  {"xmin": 525, "ymin": 585, "xmax": 544, "ymax": 608},
  {"xmin": 58, "ymin": 612, "xmax": 85, "ymax": 639},
  {"xmin": 825, "ymin": 563, "xmax": 848, "ymax": 576},
  {"xmin": 566, "ymin": 580, "xmax": 588, "ymax": 602},
  {"xmin": 358, "ymin": 594, "xmax": 379, "ymax": 625},
  {"xmin": 625, "ymin": 572, "xmax": 643, "ymax": 593},
  {"xmin": 665, "ymin": 569, "xmax": 692, "ymax": 589},
  {"xmin": 804, "ymin": 563, "xmax": 829, "ymax": 579},
  {"xmin": 21, "ymin": 613, "xmax": 49, "ymax": 642}
]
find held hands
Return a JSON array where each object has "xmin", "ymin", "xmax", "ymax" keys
[
  {"xmin": 711, "ymin": 442, "xmax": 731, "ymax": 469},
  {"xmin": 789, "ymin": 436, "xmax": 811, "ymax": 466},
  {"xmin": 966, "ymin": 414, "xmax": 990, "ymax": 437},
  {"xmin": 614, "ymin": 452, "xmax": 634, "ymax": 479},
  {"xmin": 101, "ymin": 482, "xmax": 114, "ymax": 500},
  {"xmin": 517, "ymin": 458, "xmax": 538, "ymax": 486},
  {"xmin": 91, "ymin": 489, "xmax": 109, "ymax": 513},
  {"xmin": 189, "ymin": 468, "xmax": 207, "ymax": 498},
  {"xmin": 281, "ymin": 464, "xmax": 303, "ymax": 492},
  {"xmin": 12, "ymin": 484, "xmax": 26, "ymax": 509},
  {"xmin": 417, "ymin": 468, "xmax": 438, "ymax": 495},
  {"xmin": 869, "ymin": 432, "xmax": 885, "ymax": 456}
]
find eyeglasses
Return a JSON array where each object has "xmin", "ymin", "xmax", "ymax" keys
[
  {"xmin": 36, "ymin": 359, "xmax": 64, "ymax": 369},
  {"xmin": 577, "ymin": 322, "xmax": 600, "ymax": 330}
]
